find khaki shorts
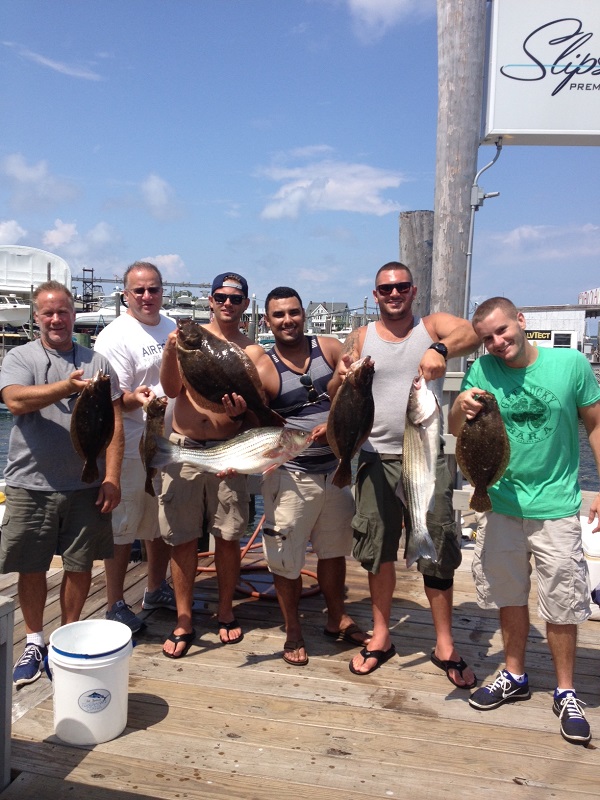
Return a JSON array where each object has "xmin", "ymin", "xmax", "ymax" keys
[
  {"xmin": 157, "ymin": 434, "xmax": 250, "ymax": 546},
  {"xmin": 0, "ymin": 486, "xmax": 113, "ymax": 573},
  {"xmin": 472, "ymin": 511, "xmax": 591, "ymax": 625},
  {"xmin": 261, "ymin": 467, "xmax": 353, "ymax": 579},
  {"xmin": 112, "ymin": 457, "xmax": 160, "ymax": 545}
]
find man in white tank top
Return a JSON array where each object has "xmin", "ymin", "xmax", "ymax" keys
[{"xmin": 329, "ymin": 262, "xmax": 479, "ymax": 687}]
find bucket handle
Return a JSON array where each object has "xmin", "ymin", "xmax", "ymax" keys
[{"xmin": 44, "ymin": 638, "xmax": 138, "ymax": 679}]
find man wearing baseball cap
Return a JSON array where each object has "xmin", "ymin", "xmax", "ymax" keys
[{"xmin": 157, "ymin": 272, "xmax": 264, "ymax": 658}]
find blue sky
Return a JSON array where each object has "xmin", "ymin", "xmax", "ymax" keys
[{"xmin": 1, "ymin": 0, "xmax": 599, "ymax": 316}]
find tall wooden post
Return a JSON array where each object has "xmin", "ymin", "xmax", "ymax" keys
[
  {"xmin": 431, "ymin": 0, "xmax": 488, "ymax": 317},
  {"xmin": 399, "ymin": 210, "xmax": 434, "ymax": 319}
]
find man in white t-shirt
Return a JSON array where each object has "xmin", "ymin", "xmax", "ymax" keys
[{"xmin": 95, "ymin": 261, "xmax": 176, "ymax": 632}]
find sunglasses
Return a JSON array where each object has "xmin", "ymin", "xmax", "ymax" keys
[
  {"xmin": 212, "ymin": 292, "xmax": 244, "ymax": 305},
  {"xmin": 127, "ymin": 286, "xmax": 162, "ymax": 296},
  {"xmin": 299, "ymin": 373, "xmax": 320, "ymax": 403},
  {"xmin": 376, "ymin": 282, "xmax": 413, "ymax": 296}
]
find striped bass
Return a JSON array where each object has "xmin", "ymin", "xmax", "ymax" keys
[
  {"xmin": 150, "ymin": 426, "xmax": 310, "ymax": 475},
  {"xmin": 400, "ymin": 377, "xmax": 440, "ymax": 568}
]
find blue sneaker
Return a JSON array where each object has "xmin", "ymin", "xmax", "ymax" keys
[
  {"xmin": 142, "ymin": 579, "xmax": 177, "ymax": 611},
  {"xmin": 469, "ymin": 669, "xmax": 530, "ymax": 710},
  {"xmin": 106, "ymin": 600, "xmax": 145, "ymax": 633},
  {"xmin": 553, "ymin": 690, "xmax": 591, "ymax": 745},
  {"xmin": 13, "ymin": 643, "xmax": 47, "ymax": 688}
]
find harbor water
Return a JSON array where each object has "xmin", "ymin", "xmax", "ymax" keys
[{"xmin": 0, "ymin": 407, "xmax": 597, "ymax": 492}]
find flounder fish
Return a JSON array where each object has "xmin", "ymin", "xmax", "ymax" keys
[
  {"xmin": 455, "ymin": 390, "xmax": 510, "ymax": 513},
  {"xmin": 139, "ymin": 395, "xmax": 168, "ymax": 496},
  {"xmin": 176, "ymin": 319, "xmax": 284, "ymax": 427},
  {"xmin": 400, "ymin": 377, "xmax": 440, "ymax": 568},
  {"xmin": 70, "ymin": 370, "xmax": 115, "ymax": 484},
  {"xmin": 327, "ymin": 356, "xmax": 375, "ymax": 488},
  {"xmin": 151, "ymin": 426, "xmax": 310, "ymax": 475}
]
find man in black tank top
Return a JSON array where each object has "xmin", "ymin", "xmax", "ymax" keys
[
  {"xmin": 255, "ymin": 287, "xmax": 369, "ymax": 666},
  {"xmin": 329, "ymin": 262, "xmax": 479, "ymax": 687}
]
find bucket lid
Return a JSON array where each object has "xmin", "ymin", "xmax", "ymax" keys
[
  {"xmin": 582, "ymin": 519, "xmax": 600, "ymax": 558},
  {"xmin": 50, "ymin": 619, "xmax": 132, "ymax": 659}
]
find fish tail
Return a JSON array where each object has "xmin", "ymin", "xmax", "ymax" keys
[
  {"xmin": 150, "ymin": 436, "xmax": 178, "ymax": 470},
  {"xmin": 405, "ymin": 524, "xmax": 439, "ymax": 569},
  {"xmin": 470, "ymin": 489, "xmax": 492, "ymax": 513},
  {"xmin": 331, "ymin": 461, "xmax": 352, "ymax": 489},
  {"xmin": 81, "ymin": 461, "xmax": 99, "ymax": 484}
]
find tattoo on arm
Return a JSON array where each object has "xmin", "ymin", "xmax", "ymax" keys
[{"xmin": 342, "ymin": 330, "xmax": 359, "ymax": 361}]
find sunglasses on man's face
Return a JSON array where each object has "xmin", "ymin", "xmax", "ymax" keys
[
  {"xmin": 128, "ymin": 286, "xmax": 162, "ymax": 296},
  {"xmin": 212, "ymin": 292, "xmax": 244, "ymax": 305},
  {"xmin": 376, "ymin": 282, "xmax": 413, "ymax": 296},
  {"xmin": 299, "ymin": 373, "xmax": 320, "ymax": 402}
]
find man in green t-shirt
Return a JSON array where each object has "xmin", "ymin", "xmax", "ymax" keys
[{"xmin": 449, "ymin": 297, "xmax": 600, "ymax": 746}]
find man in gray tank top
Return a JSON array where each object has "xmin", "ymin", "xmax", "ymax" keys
[{"xmin": 329, "ymin": 262, "xmax": 479, "ymax": 687}]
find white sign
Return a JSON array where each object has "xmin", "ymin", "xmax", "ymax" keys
[
  {"xmin": 482, "ymin": 0, "xmax": 600, "ymax": 145},
  {"xmin": 579, "ymin": 288, "xmax": 600, "ymax": 305}
]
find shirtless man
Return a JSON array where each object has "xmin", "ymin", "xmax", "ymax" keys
[{"xmin": 158, "ymin": 272, "xmax": 263, "ymax": 658}]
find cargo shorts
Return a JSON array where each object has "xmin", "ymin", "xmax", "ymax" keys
[
  {"xmin": 472, "ymin": 511, "xmax": 591, "ymax": 625},
  {"xmin": 351, "ymin": 450, "xmax": 461, "ymax": 577},
  {"xmin": 157, "ymin": 433, "xmax": 250, "ymax": 546},
  {"xmin": 261, "ymin": 467, "xmax": 354, "ymax": 579},
  {"xmin": 111, "ymin": 456, "xmax": 160, "ymax": 545},
  {"xmin": 0, "ymin": 485, "xmax": 113, "ymax": 573}
]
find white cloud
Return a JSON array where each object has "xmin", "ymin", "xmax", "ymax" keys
[
  {"xmin": 140, "ymin": 174, "xmax": 181, "ymax": 221},
  {"xmin": 259, "ymin": 152, "xmax": 405, "ymax": 219},
  {"xmin": 345, "ymin": 0, "xmax": 435, "ymax": 43},
  {"xmin": 487, "ymin": 223, "xmax": 600, "ymax": 262},
  {"xmin": 2, "ymin": 41, "xmax": 103, "ymax": 80},
  {"xmin": 1, "ymin": 153, "xmax": 78, "ymax": 212},
  {"xmin": 40, "ymin": 220, "xmax": 122, "ymax": 264},
  {"xmin": 144, "ymin": 254, "xmax": 189, "ymax": 283},
  {"xmin": 0, "ymin": 220, "xmax": 27, "ymax": 245},
  {"xmin": 43, "ymin": 219, "xmax": 78, "ymax": 249}
]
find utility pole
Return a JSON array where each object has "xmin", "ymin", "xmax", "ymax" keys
[
  {"xmin": 431, "ymin": 0, "xmax": 488, "ymax": 319},
  {"xmin": 400, "ymin": 210, "xmax": 434, "ymax": 318}
]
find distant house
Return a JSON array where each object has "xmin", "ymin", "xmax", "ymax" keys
[{"xmin": 305, "ymin": 301, "xmax": 351, "ymax": 333}]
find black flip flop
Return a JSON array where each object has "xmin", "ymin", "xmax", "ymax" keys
[
  {"xmin": 323, "ymin": 623, "xmax": 369, "ymax": 646},
  {"xmin": 218, "ymin": 618, "xmax": 244, "ymax": 645},
  {"xmin": 430, "ymin": 649, "xmax": 477, "ymax": 689},
  {"xmin": 163, "ymin": 629, "xmax": 196, "ymax": 659},
  {"xmin": 349, "ymin": 644, "xmax": 396, "ymax": 676}
]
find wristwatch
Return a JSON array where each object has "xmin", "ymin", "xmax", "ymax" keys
[{"xmin": 428, "ymin": 342, "xmax": 448, "ymax": 361}]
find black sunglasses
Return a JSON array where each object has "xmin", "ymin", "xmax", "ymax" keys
[
  {"xmin": 299, "ymin": 373, "xmax": 320, "ymax": 403},
  {"xmin": 213, "ymin": 292, "xmax": 244, "ymax": 305},
  {"xmin": 128, "ymin": 286, "xmax": 162, "ymax": 296},
  {"xmin": 376, "ymin": 282, "xmax": 413, "ymax": 296}
]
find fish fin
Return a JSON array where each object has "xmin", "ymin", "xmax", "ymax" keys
[
  {"xmin": 331, "ymin": 461, "xmax": 352, "ymax": 489},
  {"xmin": 81, "ymin": 461, "xmax": 99, "ymax": 484},
  {"xmin": 144, "ymin": 474, "xmax": 156, "ymax": 497}
]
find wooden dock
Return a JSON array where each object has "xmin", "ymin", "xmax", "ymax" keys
[{"xmin": 2, "ymin": 513, "xmax": 600, "ymax": 799}]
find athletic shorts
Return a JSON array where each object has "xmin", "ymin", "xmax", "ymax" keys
[
  {"xmin": 157, "ymin": 433, "xmax": 250, "ymax": 546},
  {"xmin": 472, "ymin": 511, "xmax": 591, "ymax": 625},
  {"xmin": 261, "ymin": 467, "xmax": 354, "ymax": 579},
  {"xmin": 351, "ymin": 450, "xmax": 461, "ymax": 578},
  {"xmin": 111, "ymin": 457, "xmax": 160, "ymax": 545},
  {"xmin": 0, "ymin": 485, "xmax": 113, "ymax": 573}
]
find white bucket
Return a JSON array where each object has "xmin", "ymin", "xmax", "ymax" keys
[
  {"xmin": 582, "ymin": 519, "xmax": 600, "ymax": 621},
  {"xmin": 48, "ymin": 619, "xmax": 133, "ymax": 745}
]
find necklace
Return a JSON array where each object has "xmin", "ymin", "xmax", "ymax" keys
[{"xmin": 40, "ymin": 339, "xmax": 78, "ymax": 385}]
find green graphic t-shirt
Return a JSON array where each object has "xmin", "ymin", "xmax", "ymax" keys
[{"xmin": 462, "ymin": 347, "xmax": 600, "ymax": 519}]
